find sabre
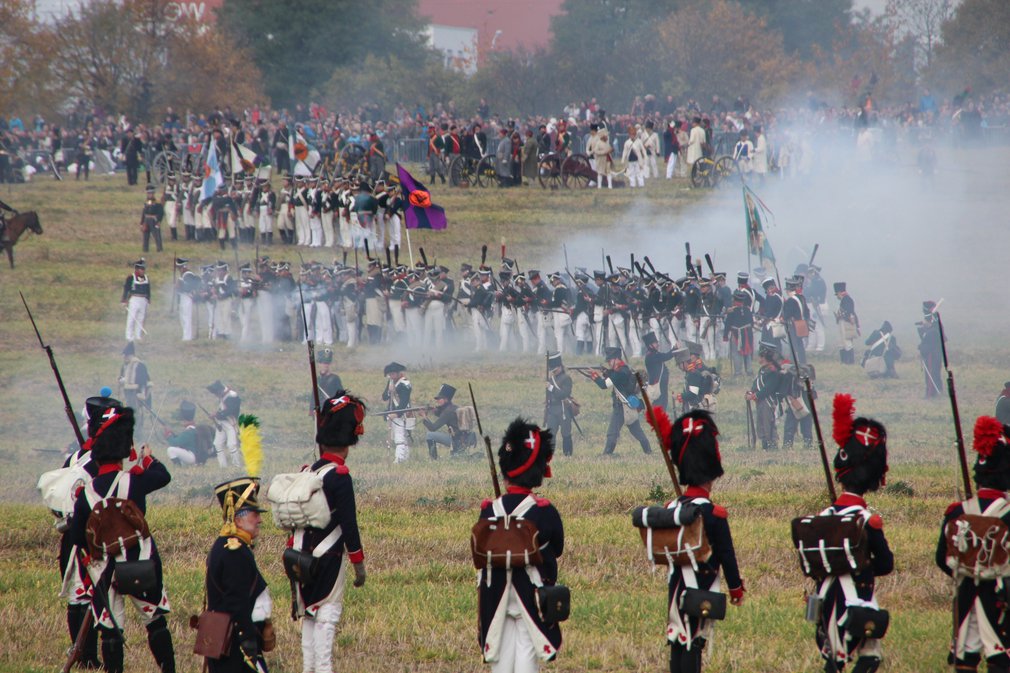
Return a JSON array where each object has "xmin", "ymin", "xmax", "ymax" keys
[
  {"xmin": 20, "ymin": 291, "xmax": 86, "ymax": 448},
  {"xmin": 468, "ymin": 383, "xmax": 500, "ymax": 498}
]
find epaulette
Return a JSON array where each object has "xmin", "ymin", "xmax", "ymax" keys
[
  {"xmin": 480, "ymin": 498, "xmax": 492, "ymax": 509},
  {"xmin": 945, "ymin": 502, "xmax": 961, "ymax": 517},
  {"xmin": 867, "ymin": 513, "xmax": 884, "ymax": 530},
  {"xmin": 335, "ymin": 464, "xmax": 350, "ymax": 475},
  {"xmin": 225, "ymin": 537, "xmax": 243, "ymax": 550},
  {"xmin": 74, "ymin": 485, "xmax": 85, "ymax": 498},
  {"xmin": 712, "ymin": 505, "xmax": 728, "ymax": 519},
  {"xmin": 534, "ymin": 496, "xmax": 551, "ymax": 507}
]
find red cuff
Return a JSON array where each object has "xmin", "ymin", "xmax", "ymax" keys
[
  {"xmin": 347, "ymin": 548, "xmax": 364, "ymax": 564},
  {"xmin": 729, "ymin": 584, "xmax": 745, "ymax": 600},
  {"xmin": 286, "ymin": 535, "xmax": 294, "ymax": 549}
]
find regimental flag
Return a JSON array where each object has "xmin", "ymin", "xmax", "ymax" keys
[
  {"xmin": 397, "ymin": 163, "xmax": 447, "ymax": 230},
  {"xmin": 289, "ymin": 129, "xmax": 320, "ymax": 176},
  {"xmin": 744, "ymin": 185, "xmax": 775, "ymax": 271},
  {"xmin": 230, "ymin": 138, "xmax": 258, "ymax": 175},
  {"xmin": 201, "ymin": 140, "xmax": 223, "ymax": 201}
]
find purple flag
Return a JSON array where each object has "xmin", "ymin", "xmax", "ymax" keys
[{"xmin": 397, "ymin": 163, "xmax": 447, "ymax": 230}]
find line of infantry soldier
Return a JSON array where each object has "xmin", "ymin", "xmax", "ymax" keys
[
  {"xmin": 140, "ymin": 171, "xmax": 404, "ymax": 255},
  {"xmin": 46, "ymin": 377, "xmax": 1010, "ymax": 673}
]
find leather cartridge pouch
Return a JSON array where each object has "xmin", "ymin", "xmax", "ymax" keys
[
  {"xmin": 845, "ymin": 606, "xmax": 889, "ymax": 639},
  {"xmin": 114, "ymin": 559, "xmax": 157, "ymax": 597},
  {"xmin": 537, "ymin": 584, "xmax": 571, "ymax": 623},
  {"xmin": 260, "ymin": 619, "xmax": 276, "ymax": 652},
  {"xmin": 193, "ymin": 610, "xmax": 233, "ymax": 659},
  {"xmin": 282, "ymin": 547, "xmax": 317, "ymax": 583},
  {"xmin": 680, "ymin": 588, "xmax": 727, "ymax": 620}
]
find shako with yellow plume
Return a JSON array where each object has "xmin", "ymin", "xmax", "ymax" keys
[{"xmin": 214, "ymin": 477, "xmax": 267, "ymax": 549}]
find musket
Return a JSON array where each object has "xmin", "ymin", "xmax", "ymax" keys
[
  {"xmin": 781, "ymin": 311, "xmax": 837, "ymax": 502},
  {"xmin": 745, "ymin": 398, "xmax": 757, "ymax": 450},
  {"xmin": 808, "ymin": 243, "xmax": 819, "ymax": 267},
  {"xmin": 63, "ymin": 563, "xmax": 121, "ymax": 673},
  {"xmin": 644, "ymin": 255, "xmax": 674, "ymax": 283},
  {"xmin": 20, "ymin": 291, "xmax": 85, "ymax": 448},
  {"xmin": 704, "ymin": 253, "xmax": 716, "ymax": 276},
  {"xmin": 569, "ymin": 365, "xmax": 606, "ymax": 380},
  {"xmin": 369, "ymin": 405, "xmax": 435, "ymax": 417},
  {"xmin": 469, "ymin": 382, "xmax": 500, "ymax": 498},
  {"xmin": 170, "ymin": 252, "xmax": 178, "ymax": 316},
  {"xmin": 937, "ymin": 313, "xmax": 971, "ymax": 498},
  {"xmin": 635, "ymin": 371, "xmax": 682, "ymax": 497},
  {"xmin": 295, "ymin": 253, "xmax": 322, "ymax": 430},
  {"xmin": 543, "ymin": 352, "xmax": 551, "ymax": 427},
  {"xmin": 195, "ymin": 401, "xmax": 222, "ymax": 429}
]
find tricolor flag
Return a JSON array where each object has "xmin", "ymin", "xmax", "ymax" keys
[
  {"xmin": 289, "ymin": 129, "xmax": 320, "ymax": 176},
  {"xmin": 201, "ymin": 140, "xmax": 223, "ymax": 201},
  {"xmin": 744, "ymin": 185, "xmax": 775, "ymax": 271},
  {"xmin": 230, "ymin": 138, "xmax": 258, "ymax": 175},
  {"xmin": 397, "ymin": 163, "xmax": 447, "ymax": 230}
]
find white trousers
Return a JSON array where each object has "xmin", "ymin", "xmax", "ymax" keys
[
  {"xmin": 390, "ymin": 417, "xmax": 413, "ymax": 463},
  {"xmin": 239, "ymin": 297, "xmax": 256, "ymax": 342},
  {"xmin": 647, "ymin": 152, "xmax": 659, "ymax": 179},
  {"xmin": 213, "ymin": 298, "xmax": 232, "ymax": 338},
  {"xmin": 167, "ymin": 445, "xmax": 196, "ymax": 465},
  {"xmin": 574, "ymin": 311, "xmax": 592, "ymax": 343},
  {"xmin": 593, "ymin": 306, "xmax": 605, "ymax": 354},
  {"xmin": 125, "ymin": 296, "xmax": 147, "ymax": 341},
  {"xmin": 214, "ymin": 418, "xmax": 241, "ymax": 467},
  {"xmin": 405, "ymin": 308, "xmax": 423, "ymax": 348},
  {"xmin": 300, "ymin": 563, "xmax": 346, "ymax": 673},
  {"xmin": 536, "ymin": 313, "xmax": 550, "ymax": 354},
  {"xmin": 321, "ymin": 211, "xmax": 335, "ymax": 248},
  {"xmin": 553, "ymin": 312, "xmax": 572, "ymax": 355},
  {"xmin": 337, "ymin": 213, "xmax": 352, "ymax": 249},
  {"xmin": 491, "ymin": 614, "xmax": 540, "ymax": 673},
  {"xmin": 424, "ymin": 302, "xmax": 445, "ymax": 348},
  {"xmin": 341, "ymin": 299, "xmax": 357, "ymax": 348},
  {"xmin": 295, "ymin": 206, "xmax": 309, "ymax": 246},
  {"xmin": 666, "ymin": 153, "xmax": 677, "ymax": 179},
  {"xmin": 309, "ymin": 215, "xmax": 323, "ymax": 247},
  {"xmin": 499, "ymin": 306, "xmax": 516, "ymax": 352},
  {"xmin": 179, "ymin": 294, "xmax": 194, "ymax": 341},
  {"xmin": 315, "ymin": 301, "xmax": 333, "ymax": 346},
  {"xmin": 626, "ymin": 160, "xmax": 645, "ymax": 187},
  {"xmin": 385, "ymin": 213, "xmax": 402, "ymax": 248},
  {"xmin": 258, "ymin": 210, "xmax": 272, "ymax": 235},
  {"xmin": 257, "ymin": 295, "xmax": 274, "ymax": 343},
  {"xmin": 472, "ymin": 309, "xmax": 488, "ymax": 352}
]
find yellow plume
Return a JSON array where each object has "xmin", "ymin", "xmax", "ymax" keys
[{"xmin": 240, "ymin": 423, "xmax": 263, "ymax": 477}]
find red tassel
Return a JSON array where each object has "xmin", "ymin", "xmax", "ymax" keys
[
  {"xmin": 974, "ymin": 416, "xmax": 1005, "ymax": 457},
  {"xmin": 832, "ymin": 394, "xmax": 855, "ymax": 448},
  {"xmin": 648, "ymin": 405, "xmax": 674, "ymax": 454}
]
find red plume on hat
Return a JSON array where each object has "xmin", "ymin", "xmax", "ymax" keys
[
  {"xmin": 832, "ymin": 393, "xmax": 855, "ymax": 448},
  {"xmin": 974, "ymin": 416, "xmax": 1007, "ymax": 458},
  {"xmin": 647, "ymin": 405, "xmax": 674, "ymax": 455}
]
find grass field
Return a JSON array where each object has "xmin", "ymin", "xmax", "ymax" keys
[{"xmin": 0, "ymin": 164, "xmax": 1003, "ymax": 672}]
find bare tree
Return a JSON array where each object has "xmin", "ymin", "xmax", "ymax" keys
[{"xmin": 885, "ymin": 0, "xmax": 958, "ymax": 71}]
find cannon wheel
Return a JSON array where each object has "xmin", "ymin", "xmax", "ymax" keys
[
  {"xmin": 475, "ymin": 155, "xmax": 499, "ymax": 188},
  {"xmin": 691, "ymin": 157, "xmax": 717, "ymax": 189},
  {"xmin": 714, "ymin": 156, "xmax": 740, "ymax": 187},
  {"xmin": 449, "ymin": 155, "xmax": 476, "ymax": 187},
  {"xmin": 151, "ymin": 151, "xmax": 180, "ymax": 185},
  {"xmin": 561, "ymin": 153, "xmax": 594, "ymax": 189},
  {"xmin": 337, "ymin": 143, "xmax": 368, "ymax": 176},
  {"xmin": 538, "ymin": 153, "xmax": 563, "ymax": 190}
]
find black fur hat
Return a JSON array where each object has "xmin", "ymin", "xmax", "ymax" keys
[
  {"xmin": 832, "ymin": 394, "xmax": 888, "ymax": 492},
  {"xmin": 89, "ymin": 406, "xmax": 136, "ymax": 464},
  {"xmin": 665, "ymin": 409, "xmax": 723, "ymax": 486},
  {"xmin": 85, "ymin": 396, "xmax": 123, "ymax": 439},
  {"xmin": 316, "ymin": 391, "xmax": 366, "ymax": 448},
  {"xmin": 498, "ymin": 417, "xmax": 555, "ymax": 489}
]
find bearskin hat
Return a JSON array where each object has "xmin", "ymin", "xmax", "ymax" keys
[
  {"xmin": 498, "ymin": 418, "xmax": 555, "ymax": 489},
  {"xmin": 831, "ymin": 394, "xmax": 888, "ymax": 492},
  {"xmin": 89, "ymin": 406, "xmax": 136, "ymax": 464},
  {"xmin": 316, "ymin": 391, "xmax": 366, "ymax": 448},
  {"xmin": 973, "ymin": 416, "xmax": 1010, "ymax": 490},
  {"xmin": 647, "ymin": 408, "xmax": 723, "ymax": 486},
  {"xmin": 85, "ymin": 396, "xmax": 123, "ymax": 439}
]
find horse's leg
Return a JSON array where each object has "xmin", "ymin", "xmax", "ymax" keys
[{"xmin": 5, "ymin": 245, "xmax": 12, "ymax": 269}]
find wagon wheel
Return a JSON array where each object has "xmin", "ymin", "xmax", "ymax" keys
[
  {"xmin": 561, "ymin": 153, "xmax": 594, "ymax": 189},
  {"xmin": 714, "ymin": 156, "xmax": 740, "ymax": 187},
  {"xmin": 449, "ymin": 155, "xmax": 475, "ymax": 187},
  {"xmin": 151, "ymin": 151, "xmax": 179, "ymax": 185},
  {"xmin": 538, "ymin": 153, "xmax": 564, "ymax": 190},
  {"xmin": 337, "ymin": 143, "xmax": 368, "ymax": 176},
  {"xmin": 691, "ymin": 157, "xmax": 716, "ymax": 189},
  {"xmin": 475, "ymin": 155, "xmax": 499, "ymax": 188}
]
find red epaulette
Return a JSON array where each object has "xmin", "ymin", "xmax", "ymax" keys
[
  {"xmin": 712, "ymin": 505, "xmax": 728, "ymax": 519},
  {"xmin": 129, "ymin": 465, "xmax": 145, "ymax": 476},
  {"xmin": 867, "ymin": 513, "xmax": 884, "ymax": 530},
  {"xmin": 74, "ymin": 485, "xmax": 85, "ymax": 499},
  {"xmin": 480, "ymin": 498, "xmax": 493, "ymax": 510},
  {"xmin": 335, "ymin": 464, "xmax": 350, "ymax": 475},
  {"xmin": 534, "ymin": 496, "xmax": 551, "ymax": 507},
  {"xmin": 945, "ymin": 502, "xmax": 961, "ymax": 517}
]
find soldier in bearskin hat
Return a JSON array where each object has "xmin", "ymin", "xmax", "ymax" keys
[
  {"xmin": 69, "ymin": 406, "xmax": 175, "ymax": 673},
  {"xmin": 477, "ymin": 418, "xmax": 565, "ymax": 672},
  {"xmin": 206, "ymin": 477, "xmax": 272, "ymax": 672},
  {"xmin": 290, "ymin": 392, "xmax": 367, "ymax": 673},
  {"xmin": 815, "ymin": 394, "xmax": 893, "ymax": 672},
  {"xmin": 645, "ymin": 407, "xmax": 745, "ymax": 673},
  {"xmin": 936, "ymin": 417, "xmax": 1010, "ymax": 673}
]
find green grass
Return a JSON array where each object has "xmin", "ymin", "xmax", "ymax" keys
[{"xmin": 0, "ymin": 170, "xmax": 999, "ymax": 671}]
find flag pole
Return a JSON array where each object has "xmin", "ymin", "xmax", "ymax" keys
[
  {"xmin": 743, "ymin": 186, "xmax": 752, "ymax": 276},
  {"xmin": 405, "ymin": 226, "xmax": 415, "ymax": 267}
]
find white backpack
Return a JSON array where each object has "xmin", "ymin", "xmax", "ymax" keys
[
  {"xmin": 267, "ymin": 464, "xmax": 336, "ymax": 530},
  {"xmin": 38, "ymin": 460, "xmax": 91, "ymax": 517}
]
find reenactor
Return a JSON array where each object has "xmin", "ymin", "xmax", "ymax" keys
[
  {"xmin": 207, "ymin": 379, "xmax": 242, "ymax": 468},
  {"xmin": 722, "ymin": 289, "xmax": 755, "ymax": 378},
  {"xmin": 212, "ymin": 262, "xmax": 236, "ymax": 340},
  {"xmin": 256, "ymin": 178, "xmax": 276, "ymax": 245},
  {"xmin": 643, "ymin": 331, "xmax": 675, "ymax": 410},
  {"xmin": 175, "ymin": 258, "xmax": 200, "ymax": 342},
  {"xmin": 861, "ymin": 321, "xmax": 901, "ymax": 379},
  {"xmin": 917, "ymin": 300, "xmax": 943, "ymax": 398},
  {"xmin": 162, "ymin": 173, "xmax": 179, "ymax": 241},
  {"xmin": 835, "ymin": 282, "xmax": 859, "ymax": 365},
  {"xmin": 118, "ymin": 341, "xmax": 151, "ymax": 432},
  {"xmin": 381, "ymin": 361, "xmax": 414, "ymax": 463},
  {"xmin": 782, "ymin": 275, "xmax": 810, "ymax": 365},
  {"xmin": 997, "ymin": 382, "xmax": 1010, "ymax": 426},
  {"xmin": 422, "ymin": 384, "xmax": 460, "ymax": 459},
  {"xmin": 544, "ymin": 352, "xmax": 577, "ymax": 456},
  {"xmin": 549, "ymin": 272, "xmax": 573, "ymax": 355},
  {"xmin": 238, "ymin": 263, "xmax": 259, "ymax": 342},
  {"xmin": 589, "ymin": 346, "xmax": 653, "ymax": 456},
  {"xmin": 674, "ymin": 342, "xmax": 720, "ymax": 414},
  {"xmin": 140, "ymin": 183, "xmax": 164, "ymax": 253},
  {"xmin": 122, "ymin": 258, "xmax": 150, "ymax": 342},
  {"xmin": 572, "ymin": 272, "xmax": 595, "ymax": 355},
  {"xmin": 746, "ymin": 342, "xmax": 782, "ymax": 451}
]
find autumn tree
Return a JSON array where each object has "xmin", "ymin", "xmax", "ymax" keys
[
  {"xmin": 0, "ymin": 0, "xmax": 61, "ymax": 117},
  {"xmin": 930, "ymin": 0, "xmax": 1010, "ymax": 96},
  {"xmin": 885, "ymin": 0, "xmax": 956, "ymax": 71},
  {"xmin": 655, "ymin": 0, "xmax": 803, "ymax": 105}
]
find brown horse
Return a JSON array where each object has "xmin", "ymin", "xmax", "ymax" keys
[{"xmin": 1, "ymin": 211, "xmax": 43, "ymax": 268}]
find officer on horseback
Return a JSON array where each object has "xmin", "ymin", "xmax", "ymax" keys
[{"xmin": 0, "ymin": 197, "xmax": 17, "ymax": 242}]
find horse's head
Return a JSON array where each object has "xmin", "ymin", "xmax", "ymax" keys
[{"xmin": 26, "ymin": 212, "xmax": 42, "ymax": 235}]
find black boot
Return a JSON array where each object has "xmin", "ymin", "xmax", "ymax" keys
[
  {"xmin": 428, "ymin": 440, "xmax": 438, "ymax": 460},
  {"xmin": 267, "ymin": 232, "xmax": 273, "ymax": 245},
  {"xmin": 394, "ymin": 244, "xmax": 400, "ymax": 266},
  {"xmin": 575, "ymin": 340, "xmax": 583, "ymax": 355},
  {"xmin": 219, "ymin": 239, "xmax": 226, "ymax": 251},
  {"xmin": 100, "ymin": 629, "xmax": 124, "ymax": 673},
  {"xmin": 146, "ymin": 616, "xmax": 175, "ymax": 673},
  {"xmin": 850, "ymin": 656, "xmax": 881, "ymax": 673},
  {"xmin": 562, "ymin": 435, "xmax": 573, "ymax": 456},
  {"xmin": 67, "ymin": 604, "xmax": 101, "ymax": 668},
  {"xmin": 170, "ymin": 227, "xmax": 177, "ymax": 241}
]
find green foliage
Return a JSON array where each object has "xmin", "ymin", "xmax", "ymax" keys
[
  {"xmin": 739, "ymin": 0, "xmax": 854, "ymax": 59},
  {"xmin": 216, "ymin": 0, "xmax": 428, "ymax": 106},
  {"xmin": 930, "ymin": 0, "xmax": 1010, "ymax": 97}
]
